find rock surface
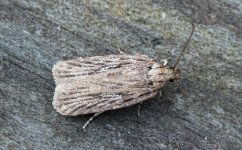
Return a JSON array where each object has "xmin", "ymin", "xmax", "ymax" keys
[{"xmin": 0, "ymin": 0, "xmax": 241, "ymax": 149}]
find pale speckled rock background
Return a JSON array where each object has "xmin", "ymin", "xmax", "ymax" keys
[{"xmin": 0, "ymin": 0, "xmax": 242, "ymax": 149}]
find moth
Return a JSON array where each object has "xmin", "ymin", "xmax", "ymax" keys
[{"xmin": 52, "ymin": 23, "xmax": 194, "ymax": 130}]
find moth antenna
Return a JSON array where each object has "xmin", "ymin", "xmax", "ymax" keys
[{"xmin": 172, "ymin": 22, "xmax": 195, "ymax": 69}]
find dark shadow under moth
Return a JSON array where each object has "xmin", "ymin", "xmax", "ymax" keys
[{"xmin": 52, "ymin": 22, "xmax": 194, "ymax": 130}]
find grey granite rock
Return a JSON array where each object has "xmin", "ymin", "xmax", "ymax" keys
[{"xmin": 0, "ymin": 0, "xmax": 241, "ymax": 149}]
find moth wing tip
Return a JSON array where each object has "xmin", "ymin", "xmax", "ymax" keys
[
  {"xmin": 52, "ymin": 99, "xmax": 73, "ymax": 116},
  {"xmin": 52, "ymin": 86, "xmax": 68, "ymax": 115},
  {"xmin": 52, "ymin": 90, "xmax": 83, "ymax": 117}
]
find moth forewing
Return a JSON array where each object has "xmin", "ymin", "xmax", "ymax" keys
[{"xmin": 52, "ymin": 55, "xmax": 170, "ymax": 116}]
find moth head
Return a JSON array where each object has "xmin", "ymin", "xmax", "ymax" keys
[
  {"xmin": 148, "ymin": 63, "xmax": 181, "ymax": 83},
  {"xmin": 166, "ymin": 67, "xmax": 181, "ymax": 82},
  {"xmin": 156, "ymin": 67, "xmax": 181, "ymax": 82},
  {"xmin": 150, "ymin": 22, "xmax": 194, "ymax": 86},
  {"xmin": 167, "ymin": 22, "xmax": 194, "ymax": 82}
]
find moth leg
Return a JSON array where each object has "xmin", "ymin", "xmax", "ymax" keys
[
  {"xmin": 159, "ymin": 90, "xmax": 162, "ymax": 99},
  {"xmin": 118, "ymin": 46, "xmax": 124, "ymax": 54},
  {"xmin": 137, "ymin": 102, "xmax": 143, "ymax": 116},
  {"xmin": 82, "ymin": 112, "xmax": 103, "ymax": 130}
]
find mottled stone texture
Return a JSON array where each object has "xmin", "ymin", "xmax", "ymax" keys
[{"xmin": 0, "ymin": 0, "xmax": 241, "ymax": 149}]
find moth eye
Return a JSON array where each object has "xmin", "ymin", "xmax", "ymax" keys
[
  {"xmin": 148, "ymin": 81, "xmax": 153, "ymax": 85},
  {"xmin": 147, "ymin": 66, "xmax": 152, "ymax": 70},
  {"xmin": 169, "ymin": 79, "xmax": 174, "ymax": 82}
]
